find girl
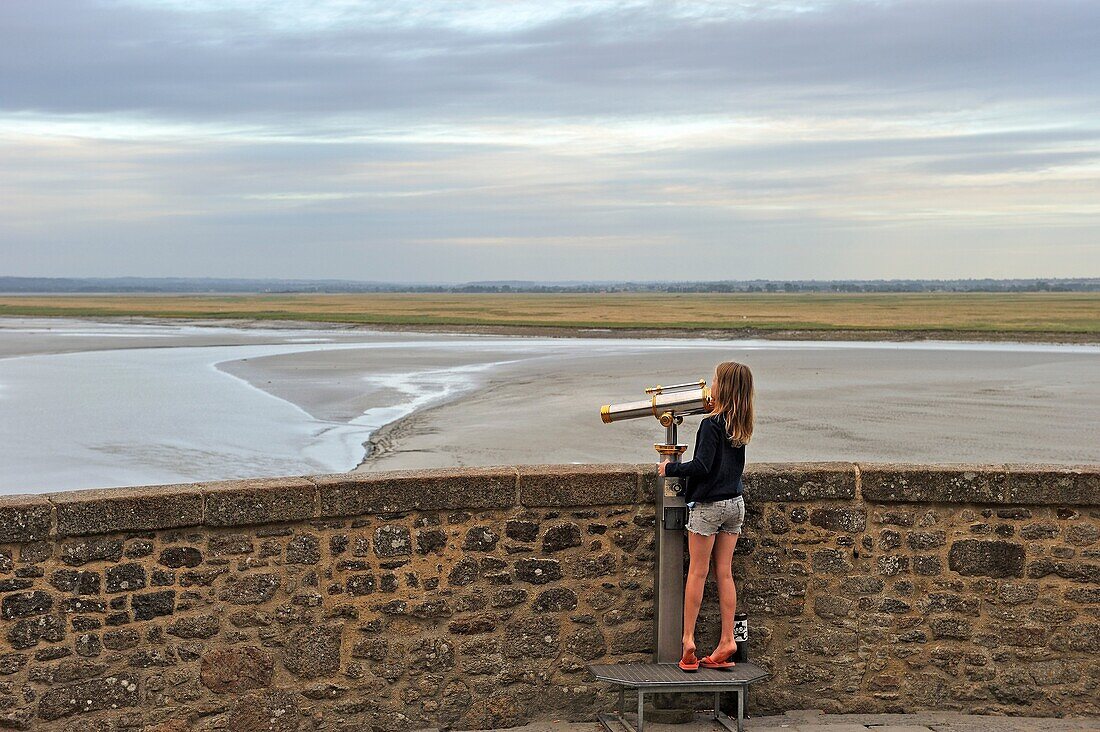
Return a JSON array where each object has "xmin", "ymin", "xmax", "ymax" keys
[{"xmin": 658, "ymin": 361, "xmax": 754, "ymax": 672}]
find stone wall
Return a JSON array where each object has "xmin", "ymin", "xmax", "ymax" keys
[{"xmin": 0, "ymin": 463, "xmax": 1096, "ymax": 731}]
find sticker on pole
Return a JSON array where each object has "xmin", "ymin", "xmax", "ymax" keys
[{"xmin": 734, "ymin": 613, "xmax": 748, "ymax": 642}]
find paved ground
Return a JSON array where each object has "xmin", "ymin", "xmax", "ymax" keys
[{"xmin": 486, "ymin": 711, "xmax": 1100, "ymax": 732}]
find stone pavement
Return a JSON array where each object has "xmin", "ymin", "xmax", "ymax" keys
[{"xmin": 487, "ymin": 711, "xmax": 1100, "ymax": 732}]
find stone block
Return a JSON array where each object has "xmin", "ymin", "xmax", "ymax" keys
[
  {"xmin": 60, "ymin": 537, "xmax": 124, "ymax": 566},
  {"xmin": 373, "ymin": 526, "xmax": 412, "ymax": 557},
  {"xmin": 105, "ymin": 563, "xmax": 146, "ymax": 593},
  {"xmin": 158, "ymin": 547, "xmax": 202, "ymax": 568},
  {"xmin": 74, "ymin": 632, "xmax": 100, "ymax": 657},
  {"xmin": 48, "ymin": 570, "xmax": 100, "ymax": 595},
  {"xmin": 286, "ymin": 533, "xmax": 321, "ymax": 564},
  {"xmin": 315, "ymin": 467, "xmax": 516, "ymax": 517},
  {"xmin": 1027, "ymin": 559, "xmax": 1099, "ymax": 583},
  {"xmin": 948, "ymin": 539, "xmax": 1025, "ymax": 578},
  {"xmin": 0, "ymin": 578, "xmax": 32, "ymax": 592},
  {"xmin": 0, "ymin": 653, "xmax": 27, "ymax": 675},
  {"xmin": 36, "ymin": 674, "xmax": 139, "ymax": 720},
  {"xmin": 448, "ymin": 557, "xmax": 480, "ymax": 586},
  {"xmin": 102, "ymin": 628, "xmax": 139, "ymax": 650},
  {"xmin": 167, "ymin": 614, "xmax": 220, "ymax": 639},
  {"xmin": 0, "ymin": 495, "xmax": 53, "ymax": 543},
  {"xmin": 839, "ymin": 576, "xmax": 884, "ymax": 596},
  {"xmin": 907, "ymin": 531, "xmax": 946, "ymax": 550},
  {"xmin": 811, "ymin": 548, "xmax": 852, "ymax": 574},
  {"xmin": 742, "ymin": 576, "xmax": 807, "ymax": 616},
  {"xmin": 1066, "ymin": 523, "xmax": 1099, "ymax": 546},
  {"xmin": 922, "ymin": 592, "xmax": 980, "ymax": 615},
  {"xmin": 928, "ymin": 616, "xmax": 971, "ymax": 640},
  {"xmin": 1, "ymin": 591, "xmax": 52, "ymax": 619},
  {"xmin": 504, "ymin": 617, "xmax": 559, "ymax": 658},
  {"xmin": 462, "ymin": 526, "xmax": 499, "ymax": 551},
  {"xmin": 52, "ymin": 484, "xmax": 202, "ymax": 537},
  {"xmin": 283, "ymin": 624, "xmax": 343, "ymax": 678},
  {"xmin": 131, "ymin": 590, "xmax": 175, "ymax": 621},
  {"xmin": 1020, "ymin": 522, "xmax": 1059, "ymax": 540},
  {"xmin": 542, "ymin": 522, "xmax": 582, "ymax": 552},
  {"xmin": 514, "ymin": 558, "xmax": 563, "ymax": 584},
  {"xmin": 201, "ymin": 645, "xmax": 274, "ymax": 693},
  {"xmin": 1004, "ymin": 464, "xmax": 1099, "ymax": 505},
  {"xmin": 861, "ymin": 464, "xmax": 1007, "ymax": 503},
  {"xmin": 208, "ymin": 533, "xmax": 254, "ymax": 556},
  {"xmin": 490, "ymin": 588, "xmax": 528, "ymax": 608},
  {"xmin": 1065, "ymin": 587, "xmax": 1100, "ymax": 604},
  {"xmin": 912, "ymin": 555, "xmax": 941, "ymax": 575},
  {"xmin": 345, "ymin": 574, "xmax": 375, "ymax": 595},
  {"xmin": 505, "ymin": 520, "xmax": 539, "ymax": 542},
  {"xmin": 533, "ymin": 587, "xmax": 578, "ymax": 612},
  {"xmin": 408, "ymin": 637, "xmax": 456, "ymax": 670},
  {"xmin": 814, "ymin": 594, "xmax": 854, "ymax": 618},
  {"xmin": 809, "ymin": 508, "xmax": 866, "ymax": 532},
  {"xmin": 411, "ymin": 599, "xmax": 452, "ymax": 619},
  {"xmin": 1049, "ymin": 623, "xmax": 1099, "ymax": 653},
  {"xmin": 220, "ymin": 574, "xmax": 280, "ymax": 605},
  {"xmin": 204, "ymin": 477, "xmax": 316, "ymax": 526},
  {"xmin": 742, "ymin": 462, "xmax": 857, "ymax": 501},
  {"xmin": 227, "ymin": 690, "xmax": 299, "ymax": 732},
  {"xmin": 799, "ymin": 627, "xmax": 857, "ymax": 656},
  {"xmin": 8, "ymin": 614, "xmax": 65, "ymax": 649},
  {"xmin": 124, "ymin": 539, "xmax": 154, "ymax": 558},
  {"xmin": 519, "ymin": 464, "xmax": 639, "ymax": 507}
]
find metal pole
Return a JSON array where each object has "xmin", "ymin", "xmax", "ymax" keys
[{"xmin": 654, "ymin": 416, "xmax": 686, "ymax": 664}]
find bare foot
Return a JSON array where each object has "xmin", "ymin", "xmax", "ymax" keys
[
  {"xmin": 708, "ymin": 640, "xmax": 737, "ymax": 663},
  {"xmin": 681, "ymin": 639, "xmax": 697, "ymax": 664}
]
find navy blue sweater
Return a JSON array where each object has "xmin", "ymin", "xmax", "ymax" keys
[{"xmin": 664, "ymin": 415, "xmax": 745, "ymax": 503}]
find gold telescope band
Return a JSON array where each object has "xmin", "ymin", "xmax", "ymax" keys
[
  {"xmin": 644, "ymin": 380, "xmax": 704, "ymax": 396},
  {"xmin": 600, "ymin": 404, "xmax": 612, "ymax": 424}
]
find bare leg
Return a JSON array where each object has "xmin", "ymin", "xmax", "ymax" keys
[
  {"xmin": 709, "ymin": 532, "xmax": 739, "ymax": 661},
  {"xmin": 682, "ymin": 531, "xmax": 716, "ymax": 664}
]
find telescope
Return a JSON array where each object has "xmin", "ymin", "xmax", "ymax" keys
[
  {"xmin": 599, "ymin": 378, "xmax": 711, "ymax": 664},
  {"xmin": 600, "ymin": 379, "xmax": 712, "ymax": 488},
  {"xmin": 600, "ymin": 380, "xmax": 712, "ymax": 425}
]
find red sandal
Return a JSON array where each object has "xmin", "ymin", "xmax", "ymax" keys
[
  {"xmin": 677, "ymin": 653, "xmax": 700, "ymax": 672},
  {"xmin": 700, "ymin": 649, "xmax": 736, "ymax": 670}
]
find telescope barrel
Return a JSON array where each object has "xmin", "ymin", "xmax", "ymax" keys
[{"xmin": 600, "ymin": 385, "xmax": 711, "ymax": 424}]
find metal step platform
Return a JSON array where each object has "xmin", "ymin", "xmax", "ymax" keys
[{"xmin": 589, "ymin": 662, "xmax": 769, "ymax": 732}]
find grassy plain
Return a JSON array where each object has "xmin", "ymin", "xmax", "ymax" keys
[{"xmin": 0, "ymin": 292, "xmax": 1097, "ymax": 340}]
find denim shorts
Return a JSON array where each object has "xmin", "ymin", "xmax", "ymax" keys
[{"xmin": 686, "ymin": 495, "xmax": 745, "ymax": 536}]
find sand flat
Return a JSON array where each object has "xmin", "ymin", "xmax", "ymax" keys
[
  {"xmin": 352, "ymin": 342, "xmax": 1100, "ymax": 470},
  {"xmin": 1, "ymin": 317, "xmax": 1097, "ymax": 493}
]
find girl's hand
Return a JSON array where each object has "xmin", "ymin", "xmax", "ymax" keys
[{"xmin": 657, "ymin": 459, "xmax": 670, "ymax": 477}]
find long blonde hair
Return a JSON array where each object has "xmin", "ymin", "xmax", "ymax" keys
[{"xmin": 709, "ymin": 361, "xmax": 754, "ymax": 446}]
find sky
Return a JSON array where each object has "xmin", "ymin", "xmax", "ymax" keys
[{"xmin": 1, "ymin": 0, "xmax": 1098, "ymax": 282}]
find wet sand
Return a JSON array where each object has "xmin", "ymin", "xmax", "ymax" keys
[
  {"xmin": 351, "ymin": 343, "xmax": 1100, "ymax": 469},
  {"xmin": 210, "ymin": 329, "xmax": 1100, "ymax": 468},
  {"xmin": 2, "ymin": 317, "xmax": 1097, "ymax": 493}
]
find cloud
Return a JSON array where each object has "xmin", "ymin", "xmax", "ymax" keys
[
  {"xmin": 0, "ymin": 0, "xmax": 1098, "ymax": 280},
  {"xmin": 2, "ymin": 0, "xmax": 1098, "ymax": 124}
]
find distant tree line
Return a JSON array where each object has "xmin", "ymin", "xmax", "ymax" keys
[{"xmin": 1, "ymin": 276, "xmax": 1097, "ymax": 294}]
